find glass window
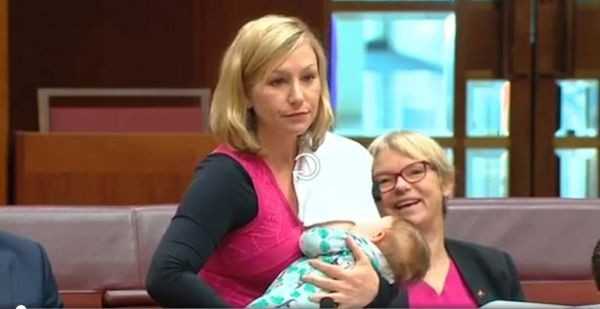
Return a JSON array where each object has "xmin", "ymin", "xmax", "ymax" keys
[
  {"xmin": 466, "ymin": 80, "xmax": 510, "ymax": 137},
  {"xmin": 444, "ymin": 147, "xmax": 454, "ymax": 166},
  {"xmin": 331, "ymin": 12, "xmax": 456, "ymax": 137},
  {"xmin": 555, "ymin": 148, "xmax": 598, "ymax": 198},
  {"xmin": 555, "ymin": 79, "xmax": 598, "ymax": 137},
  {"xmin": 465, "ymin": 148, "xmax": 508, "ymax": 197}
]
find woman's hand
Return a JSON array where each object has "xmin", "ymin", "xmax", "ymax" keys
[{"xmin": 302, "ymin": 237, "xmax": 379, "ymax": 308}]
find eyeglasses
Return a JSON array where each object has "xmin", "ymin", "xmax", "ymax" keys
[{"xmin": 373, "ymin": 161, "xmax": 430, "ymax": 194}]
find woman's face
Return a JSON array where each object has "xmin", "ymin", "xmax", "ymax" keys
[
  {"xmin": 372, "ymin": 148, "xmax": 451, "ymax": 229},
  {"xmin": 248, "ymin": 42, "xmax": 320, "ymax": 141}
]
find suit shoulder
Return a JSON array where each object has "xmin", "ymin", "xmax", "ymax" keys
[
  {"xmin": 0, "ymin": 230, "xmax": 43, "ymax": 257},
  {"xmin": 446, "ymin": 238, "xmax": 510, "ymax": 260}
]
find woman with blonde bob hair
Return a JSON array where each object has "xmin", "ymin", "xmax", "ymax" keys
[
  {"xmin": 147, "ymin": 15, "xmax": 389, "ymax": 308},
  {"xmin": 210, "ymin": 14, "xmax": 333, "ymax": 153},
  {"xmin": 369, "ymin": 131, "xmax": 524, "ymax": 307}
]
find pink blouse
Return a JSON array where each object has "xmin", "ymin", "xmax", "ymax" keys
[
  {"xmin": 199, "ymin": 145, "xmax": 303, "ymax": 307},
  {"xmin": 407, "ymin": 259, "xmax": 478, "ymax": 308}
]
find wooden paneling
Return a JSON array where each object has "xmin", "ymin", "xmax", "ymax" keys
[
  {"xmin": 10, "ymin": 1, "xmax": 194, "ymax": 131},
  {"xmin": 532, "ymin": 78, "xmax": 558, "ymax": 196},
  {"xmin": 537, "ymin": 0, "xmax": 564, "ymax": 76},
  {"xmin": 192, "ymin": 1, "xmax": 327, "ymax": 89},
  {"xmin": 0, "ymin": 0, "xmax": 7, "ymax": 204},
  {"xmin": 7, "ymin": 0, "xmax": 325, "ymax": 203},
  {"xmin": 511, "ymin": 0, "xmax": 532, "ymax": 76},
  {"xmin": 574, "ymin": 2, "xmax": 600, "ymax": 75},
  {"xmin": 533, "ymin": 0, "xmax": 562, "ymax": 194},
  {"xmin": 522, "ymin": 280, "xmax": 600, "ymax": 306},
  {"xmin": 453, "ymin": 1, "xmax": 467, "ymax": 197},
  {"xmin": 509, "ymin": 0, "xmax": 534, "ymax": 196},
  {"xmin": 454, "ymin": 1, "xmax": 504, "ymax": 196},
  {"xmin": 14, "ymin": 132, "xmax": 217, "ymax": 205},
  {"xmin": 461, "ymin": 1, "xmax": 502, "ymax": 75},
  {"xmin": 61, "ymin": 292, "xmax": 103, "ymax": 308},
  {"xmin": 9, "ymin": 0, "xmax": 327, "ymax": 132},
  {"xmin": 510, "ymin": 78, "xmax": 533, "ymax": 196}
]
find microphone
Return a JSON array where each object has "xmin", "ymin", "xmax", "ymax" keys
[{"xmin": 593, "ymin": 238, "xmax": 600, "ymax": 291}]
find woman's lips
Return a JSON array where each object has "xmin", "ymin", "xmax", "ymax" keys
[
  {"xmin": 395, "ymin": 199, "xmax": 420, "ymax": 209},
  {"xmin": 284, "ymin": 111, "xmax": 309, "ymax": 117}
]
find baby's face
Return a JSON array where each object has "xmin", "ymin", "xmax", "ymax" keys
[{"xmin": 350, "ymin": 216, "xmax": 394, "ymax": 239}]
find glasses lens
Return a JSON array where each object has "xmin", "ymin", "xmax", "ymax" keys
[
  {"xmin": 375, "ymin": 162, "xmax": 428, "ymax": 193},
  {"xmin": 376, "ymin": 176, "xmax": 395, "ymax": 193},
  {"xmin": 402, "ymin": 162, "xmax": 426, "ymax": 183}
]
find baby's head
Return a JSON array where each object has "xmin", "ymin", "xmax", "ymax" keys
[{"xmin": 351, "ymin": 216, "xmax": 430, "ymax": 283}]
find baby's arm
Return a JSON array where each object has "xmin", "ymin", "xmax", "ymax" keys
[{"xmin": 300, "ymin": 224, "xmax": 355, "ymax": 258}]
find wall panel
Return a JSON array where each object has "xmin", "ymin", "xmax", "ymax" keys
[
  {"xmin": 8, "ymin": 0, "xmax": 325, "ymax": 203},
  {"xmin": 0, "ymin": 0, "xmax": 7, "ymax": 204},
  {"xmin": 15, "ymin": 132, "xmax": 217, "ymax": 205},
  {"xmin": 9, "ymin": 0, "xmax": 326, "ymax": 132}
]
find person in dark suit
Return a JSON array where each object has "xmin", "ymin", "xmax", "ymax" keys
[
  {"xmin": 0, "ymin": 230, "xmax": 63, "ymax": 308},
  {"xmin": 368, "ymin": 131, "xmax": 524, "ymax": 308}
]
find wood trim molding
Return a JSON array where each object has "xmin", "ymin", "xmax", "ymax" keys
[
  {"xmin": 14, "ymin": 132, "xmax": 218, "ymax": 205},
  {"xmin": 329, "ymin": 1, "xmax": 454, "ymax": 12},
  {"xmin": 554, "ymin": 137, "xmax": 600, "ymax": 148},
  {"xmin": 0, "ymin": 0, "xmax": 7, "ymax": 204}
]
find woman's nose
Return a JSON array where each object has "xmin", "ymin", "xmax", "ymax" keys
[
  {"xmin": 393, "ymin": 175, "xmax": 411, "ymax": 192},
  {"xmin": 288, "ymin": 80, "xmax": 304, "ymax": 105}
]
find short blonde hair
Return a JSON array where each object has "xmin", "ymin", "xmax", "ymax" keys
[
  {"xmin": 368, "ymin": 131, "xmax": 455, "ymax": 191},
  {"xmin": 377, "ymin": 217, "xmax": 430, "ymax": 283},
  {"xmin": 209, "ymin": 15, "xmax": 334, "ymax": 153}
]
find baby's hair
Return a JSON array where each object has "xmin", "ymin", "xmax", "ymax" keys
[{"xmin": 377, "ymin": 217, "xmax": 430, "ymax": 283}]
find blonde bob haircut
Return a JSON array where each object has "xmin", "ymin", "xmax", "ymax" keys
[
  {"xmin": 209, "ymin": 15, "xmax": 334, "ymax": 153},
  {"xmin": 368, "ymin": 131, "xmax": 455, "ymax": 191}
]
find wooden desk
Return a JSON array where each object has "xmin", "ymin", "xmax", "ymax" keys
[{"xmin": 14, "ymin": 131, "xmax": 217, "ymax": 205}]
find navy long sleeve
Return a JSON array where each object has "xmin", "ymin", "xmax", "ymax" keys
[{"xmin": 146, "ymin": 154, "xmax": 257, "ymax": 307}]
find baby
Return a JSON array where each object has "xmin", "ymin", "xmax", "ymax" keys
[{"xmin": 248, "ymin": 216, "xmax": 430, "ymax": 308}]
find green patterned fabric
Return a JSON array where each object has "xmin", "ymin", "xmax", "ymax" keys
[{"xmin": 248, "ymin": 227, "xmax": 393, "ymax": 308}]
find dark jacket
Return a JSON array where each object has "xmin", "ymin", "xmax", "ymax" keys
[
  {"xmin": 389, "ymin": 238, "xmax": 525, "ymax": 307},
  {"xmin": 0, "ymin": 230, "xmax": 63, "ymax": 308}
]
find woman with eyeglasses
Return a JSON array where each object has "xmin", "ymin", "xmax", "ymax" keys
[{"xmin": 368, "ymin": 131, "xmax": 525, "ymax": 308}]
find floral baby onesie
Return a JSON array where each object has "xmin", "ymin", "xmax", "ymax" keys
[{"xmin": 248, "ymin": 226, "xmax": 394, "ymax": 308}]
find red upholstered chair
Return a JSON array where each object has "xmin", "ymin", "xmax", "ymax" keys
[
  {"xmin": 446, "ymin": 198, "xmax": 600, "ymax": 305},
  {"xmin": 16, "ymin": 88, "xmax": 216, "ymax": 205}
]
